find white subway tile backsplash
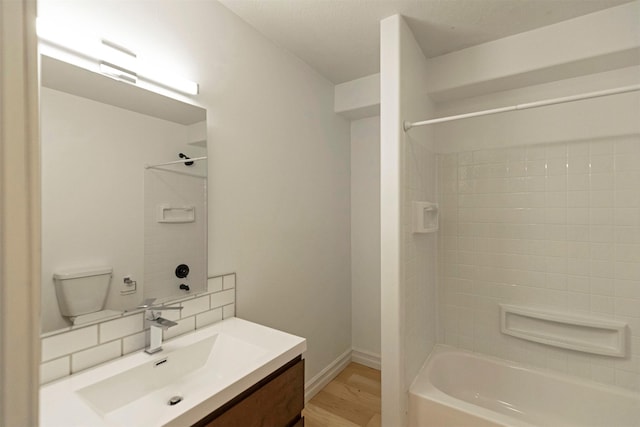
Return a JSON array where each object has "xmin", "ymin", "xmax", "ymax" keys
[
  {"xmin": 223, "ymin": 304, "xmax": 236, "ymax": 319},
  {"xmin": 42, "ymin": 325, "xmax": 97, "ymax": 362},
  {"xmin": 122, "ymin": 331, "xmax": 147, "ymax": 355},
  {"xmin": 181, "ymin": 295, "xmax": 210, "ymax": 318},
  {"xmin": 99, "ymin": 313, "xmax": 144, "ymax": 343},
  {"xmin": 163, "ymin": 316, "xmax": 195, "ymax": 340},
  {"xmin": 41, "ymin": 357, "xmax": 70, "ymax": 384},
  {"xmin": 223, "ymin": 274, "xmax": 236, "ymax": 290},
  {"xmin": 71, "ymin": 340, "xmax": 121, "ymax": 373},
  {"xmin": 196, "ymin": 308, "xmax": 223, "ymax": 328},
  {"xmin": 40, "ymin": 273, "xmax": 236, "ymax": 382},
  {"xmin": 207, "ymin": 276, "xmax": 223, "ymax": 293},
  {"xmin": 211, "ymin": 289, "xmax": 235, "ymax": 308},
  {"xmin": 161, "ymin": 304, "xmax": 183, "ymax": 321}
]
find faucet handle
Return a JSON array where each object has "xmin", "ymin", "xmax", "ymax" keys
[
  {"xmin": 137, "ymin": 298, "xmax": 157, "ymax": 309},
  {"xmin": 146, "ymin": 309, "xmax": 162, "ymax": 321}
]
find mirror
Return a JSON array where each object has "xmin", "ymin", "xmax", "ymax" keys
[{"xmin": 41, "ymin": 55, "xmax": 207, "ymax": 333}]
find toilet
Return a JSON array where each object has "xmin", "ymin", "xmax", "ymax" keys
[{"xmin": 53, "ymin": 267, "xmax": 118, "ymax": 325}]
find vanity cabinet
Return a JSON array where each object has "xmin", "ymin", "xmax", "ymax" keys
[{"xmin": 193, "ymin": 356, "xmax": 305, "ymax": 427}]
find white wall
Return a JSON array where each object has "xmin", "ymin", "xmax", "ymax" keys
[
  {"xmin": 426, "ymin": 1, "xmax": 640, "ymax": 101},
  {"xmin": 41, "ymin": 87, "xmax": 197, "ymax": 332},
  {"xmin": 380, "ymin": 15, "xmax": 405, "ymax": 427},
  {"xmin": 380, "ymin": 14, "xmax": 438, "ymax": 427},
  {"xmin": 351, "ymin": 116, "xmax": 381, "ymax": 360},
  {"xmin": 435, "ymin": 67, "xmax": 640, "ymax": 392},
  {"xmin": 38, "ymin": 0, "xmax": 351, "ymax": 382},
  {"xmin": 398, "ymin": 11, "xmax": 438, "ymax": 403}
]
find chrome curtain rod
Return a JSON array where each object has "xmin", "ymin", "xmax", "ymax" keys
[
  {"xmin": 145, "ymin": 156, "xmax": 207, "ymax": 169},
  {"xmin": 403, "ymin": 84, "xmax": 640, "ymax": 132}
]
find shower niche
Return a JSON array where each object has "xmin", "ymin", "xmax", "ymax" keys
[{"xmin": 412, "ymin": 201, "xmax": 439, "ymax": 233}]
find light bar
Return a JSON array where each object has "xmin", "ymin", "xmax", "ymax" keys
[
  {"xmin": 36, "ymin": 17, "xmax": 199, "ymax": 96},
  {"xmin": 99, "ymin": 62, "xmax": 137, "ymax": 84},
  {"xmin": 140, "ymin": 67, "xmax": 199, "ymax": 95}
]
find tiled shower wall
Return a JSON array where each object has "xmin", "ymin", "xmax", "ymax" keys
[
  {"xmin": 403, "ymin": 136, "xmax": 438, "ymax": 386},
  {"xmin": 40, "ymin": 273, "xmax": 236, "ymax": 384},
  {"xmin": 438, "ymin": 136, "xmax": 640, "ymax": 392}
]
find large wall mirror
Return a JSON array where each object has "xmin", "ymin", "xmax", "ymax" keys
[{"xmin": 41, "ymin": 55, "xmax": 207, "ymax": 333}]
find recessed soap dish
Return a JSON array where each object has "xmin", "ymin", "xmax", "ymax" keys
[
  {"xmin": 157, "ymin": 205, "xmax": 195, "ymax": 223},
  {"xmin": 412, "ymin": 201, "xmax": 438, "ymax": 233},
  {"xmin": 500, "ymin": 304, "xmax": 627, "ymax": 357}
]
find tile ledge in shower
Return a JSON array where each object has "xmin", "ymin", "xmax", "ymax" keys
[{"xmin": 500, "ymin": 304, "xmax": 627, "ymax": 357}]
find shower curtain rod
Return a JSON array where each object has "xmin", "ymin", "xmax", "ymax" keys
[
  {"xmin": 403, "ymin": 84, "xmax": 640, "ymax": 132},
  {"xmin": 145, "ymin": 156, "xmax": 207, "ymax": 169}
]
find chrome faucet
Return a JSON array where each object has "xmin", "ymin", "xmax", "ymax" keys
[{"xmin": 137, "ymin": 298, "xmax": 183, "ymax": 354}]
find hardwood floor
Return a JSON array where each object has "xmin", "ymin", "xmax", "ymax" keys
[{"xmin": 304, "ymin": 363, "xmax": 381, "ymax": 427}]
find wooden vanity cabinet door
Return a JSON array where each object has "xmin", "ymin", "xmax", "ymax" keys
[{"xmin": 194, "ymin": 357, "xmax": 304, "ymax": 427}]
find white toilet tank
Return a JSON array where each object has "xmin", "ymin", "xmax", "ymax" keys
[{"xmin": 53, "ymin": 267, "xmax": 113, "ymax": 318}]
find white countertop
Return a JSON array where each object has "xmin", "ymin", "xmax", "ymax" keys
[{"xmin": 40, "ymin": 317, "xmax": 306, "ymax": 427}]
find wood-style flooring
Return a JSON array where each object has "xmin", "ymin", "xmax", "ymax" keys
[{"xmin": 304, "ymin": 363, "xmax": 381, "ymax": 427}]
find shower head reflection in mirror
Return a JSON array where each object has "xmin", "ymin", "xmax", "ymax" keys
[{"xmin": 40, "ymin": 54, "xmax": 207, "ymax": 334}]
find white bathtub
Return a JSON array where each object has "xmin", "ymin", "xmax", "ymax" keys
[{"xmin": 409, "ymin": 345, "xmax": 640, "ymax": 427}]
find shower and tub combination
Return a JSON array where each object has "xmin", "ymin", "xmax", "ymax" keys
[
  {"xmin": 410, "ymin": 345, "xmax": 640, "ymax": 427},
  {"xmin": 402, "ymin": 85, "xmax": 640, "ymax": 426}
]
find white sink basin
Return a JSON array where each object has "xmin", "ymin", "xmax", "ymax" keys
[
  {"xmin": 77, "ymin": 332, "xmax": 265, "ymax": 420},
  {"xmin": 40, "ymin": 317, "xmax": 306, "ymax": 427}
]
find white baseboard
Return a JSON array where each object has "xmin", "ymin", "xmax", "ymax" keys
[
  {"xmin": 304, "ymin": 348, "xmax": 352, "ymax": 403},
  {"xmin": 304, "ymin": 347, "xmax": 382, "ymax": 402},
  {"xmin": 351, "ymin": 348, "xmax": 381, "ymax": 370}
]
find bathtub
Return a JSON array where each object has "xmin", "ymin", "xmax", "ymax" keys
[{"xmin": 409, "ymin": 345, "xmax": 640, "ymax": 427}]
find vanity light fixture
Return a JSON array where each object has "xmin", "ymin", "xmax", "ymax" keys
[
  {"xmin": 140, "ymin": 67, "xmax": 199, "ymax": 96},
  {"xmin": 99, "ymin": 39, "xmax": 137, "ymax": 84},
  {"xmin": 99, "ymin": 62, "xmax": 137, "ymax": 84},
  {"xmin": 36, "ymin": 17, "xmax": 199, "ymax": 95}
]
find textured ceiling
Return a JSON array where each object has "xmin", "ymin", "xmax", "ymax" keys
[{"xmin": 218, "ymin": 0, "xmax": 633, "ymax": 83}]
